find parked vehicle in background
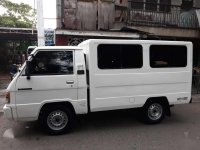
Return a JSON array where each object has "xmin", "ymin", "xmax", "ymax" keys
[
  {"xmin": 4, "ymin": 39, "xmax": 193, "ymax": 135},
  {"xmin": 9, "ymin": 64, "xmax": 18, "ymax": 80}
]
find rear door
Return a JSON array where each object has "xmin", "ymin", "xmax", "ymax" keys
[{"xmin": 15, "ymin": 50, "xmax": 77, "ymax": 119}]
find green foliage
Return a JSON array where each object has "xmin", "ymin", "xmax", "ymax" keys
[
  {"xmin": 0, "ymin": 0, "xmax": 36, "ymax": 28},
  {"xmin": 0, "ymin": 40, "xmax": 37, "ymax": 72}
]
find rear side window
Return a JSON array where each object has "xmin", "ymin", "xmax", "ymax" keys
[
  {"xmin": 150, "ymin": 45, "xmax": 187, "ymax": 68},
  {"xmin": 30, "ymin": 51, "xmax": 73, "ymax": 75},
  {"xmin": 98, "ymin": 44, "xmax": 143, "ymax": 69}
]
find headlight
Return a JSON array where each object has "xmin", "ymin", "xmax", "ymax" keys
[{"xmin": 5, "ymin": 91, "xmax": 10, "ymax": 104}]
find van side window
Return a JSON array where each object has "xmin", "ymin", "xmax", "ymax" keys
[
  {"xmin": 150, "ymin": 45, "xmax": 187, "ymax": 68},
  {"xmin": 97, "ymin": 44, "xmax": 143, "ymax": 69},
  {"xmin": 30, "ymin": 51, "xmax": 73, "ymax": 75}
]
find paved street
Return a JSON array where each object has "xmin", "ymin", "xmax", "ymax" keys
[
  {"xmin": 0, "ymin": 75, "xmax": 10, "ymax": 112},
  {"xmin": 0, "ymin": 75, "xmax": 200, "ymax": 150},
  {"xmin": 0, "ymin": 103, "xmax": 200, "ymax": 150}
]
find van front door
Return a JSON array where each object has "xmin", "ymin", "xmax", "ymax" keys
[{"xmin": 15, "ymin": 50, "xmax": 77, "ymax": 119}]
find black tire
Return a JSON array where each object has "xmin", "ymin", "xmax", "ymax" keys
[
  {"xmin": 40, "ymin": 105, "xmax": 75, "ymax": 135},
  {"xmin": 142, "ymin": 101, "xmax": 166, "ymax": 124}
]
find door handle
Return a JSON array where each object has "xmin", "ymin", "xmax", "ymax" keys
[
  {"xmin": 18, "ymin": 88, "xmax": 32, "ymax": 91},
  {"xmin": 66, "ymin": 81, "xmax": 74, "ymax": 84}
]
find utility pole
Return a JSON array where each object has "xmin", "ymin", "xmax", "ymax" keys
[{"xmin": 36, "ymin": 0, "xmax": 45, "ymax": 46}]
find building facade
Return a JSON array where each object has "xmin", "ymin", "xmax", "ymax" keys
[{"xmin": 56, "ymin": 0, "xmax": 200, "ymax": 41}]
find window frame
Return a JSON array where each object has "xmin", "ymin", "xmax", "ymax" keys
[
  {"xmin": 97, "ymin": 44, "xmax": 143, "ymax": 70},
  {"xmin": 149, "ymin": 45, "xmax": 187, "ymax": 68},
  {"xmin": 130, "ymin": 0, "xmax": 171, "ymax": 12},
  {"xmin": 27, "ymin": 50, "xmax": 75, "ymax": 76}
]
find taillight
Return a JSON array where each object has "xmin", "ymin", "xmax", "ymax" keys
[{"xmin": 5, "ymin": 91, "xmax": 10, "ymax": 104}]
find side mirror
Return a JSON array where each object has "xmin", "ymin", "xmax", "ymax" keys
[{"xmin": 26, "ymin": 60, "xmax": 31, "ymax": 80}]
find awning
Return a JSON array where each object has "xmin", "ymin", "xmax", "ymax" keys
[{"xmin": 55, "ymin": 29, "xmax": 140, "ymax": 39}]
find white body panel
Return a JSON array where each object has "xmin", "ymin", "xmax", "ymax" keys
[
  {"xmin": 15, "ymin": 75, "xmax": 78, "ymax": 120},
  {"xmin": 79, "ymin": 40, "xmax": 192, "ymax": 112}
]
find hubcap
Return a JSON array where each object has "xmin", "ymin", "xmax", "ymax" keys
[
  {"xmin": 47, "ymin": 110, "xmax": 68, "ymax": 131},
  {"xmin": 148, "ymin": 103, "xmax": 163, "ymax": 121}
]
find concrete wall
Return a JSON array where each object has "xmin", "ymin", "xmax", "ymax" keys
[
  {"xmin": 127, "ymin": 25, "xmax": 200, "ymax": 38},
  {"xmin": 57, "ymin": 0, "xmax": 127, "ymax": 30},
  {"xmin": 98, "ymin": 0, "xmax": 115, "ymax": 30},
  {"xmin": 56, "ymin": 0, "xmax": 62, "ymax": 29},
  {"xmin": 194, "ymin": 0, "xmax": 200, "ymax": 8},
  {"xmin": 171, "ymin": 0, "xmax": 181, "ymax": 6},
  {"xmin": 168, "ymin": 0, "xmax": 200, "ymax": 7},
  {"xmin": 171, "ymin": 0, "xmax": 200, "ymax": 7}
]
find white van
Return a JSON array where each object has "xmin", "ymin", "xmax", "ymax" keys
[{"xmin": 4, "ymin": 39, "xmax": 193, "ymax": 135}]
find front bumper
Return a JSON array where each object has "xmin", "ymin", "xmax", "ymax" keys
[{"xmin": 3, "ymin": 105, "xmax": 13, "ymax": 120}]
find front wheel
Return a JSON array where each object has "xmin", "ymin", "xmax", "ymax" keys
[
  {"xmin": 142, "ymin": 101, "xmax": 166, "ymax": 124},
  {"xmin": 40, "ymin": 106, "xmax": 75, "ymax": 135}
]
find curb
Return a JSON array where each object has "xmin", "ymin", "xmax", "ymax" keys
[
  {"xmin": 0, "ymin": 90, "xmax": 5, "ymax": 97},
  {"xmin": 0, "ymin": 78, "xmax": 10, "ymax": 80},
  {"xmin": 191, "ymin": 94, "xmax": 200, "ymax": 103},
  {"xmin": 191, "ymin": 100, "xmax": 200, "ymax": 103}
]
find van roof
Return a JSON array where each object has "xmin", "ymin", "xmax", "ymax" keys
[
  {"xmin": 34, "ymin": 46, "xmax": 81, "ymax": 50},
  {"xmin": 30, "ymin": 46, "xmax": 81, "ymax": 55},
  {"xmin": 79, "ymin": 39, "xmax": 192, "ymax": 45}
]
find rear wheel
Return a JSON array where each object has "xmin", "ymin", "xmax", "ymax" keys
[
  {"xmin": 40, "ymin": 105, "xmax": 75, "ymax": 135},
  {"xmin": 142, "ymin": 101, "xmax": 166, "ymax": 124}
]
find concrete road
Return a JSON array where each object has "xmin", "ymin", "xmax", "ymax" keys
[{"xmin": 0, "ymin": 103, "xmax": 200, "ymax": 150}]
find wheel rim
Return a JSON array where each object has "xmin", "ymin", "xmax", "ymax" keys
[
  {"xmin": 47, "ymin": 110, "xmax": 68, "ymax": 131},
  {"xmin": 147, "ymin": 103, "xmax": 163, "ymax": 121}
]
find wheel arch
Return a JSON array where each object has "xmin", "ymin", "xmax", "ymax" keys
[
  {"xmin": 144, "ymin": 96, "xmax": 171, "ymax": 116},
  {"xmin": 38, "ymin": 101, "xmax": 76, "ymax": 120}
]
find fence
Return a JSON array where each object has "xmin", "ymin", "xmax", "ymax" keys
[{"xmin": 128, "ymin": 1, "xmax": 200, "ymax": 29}]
